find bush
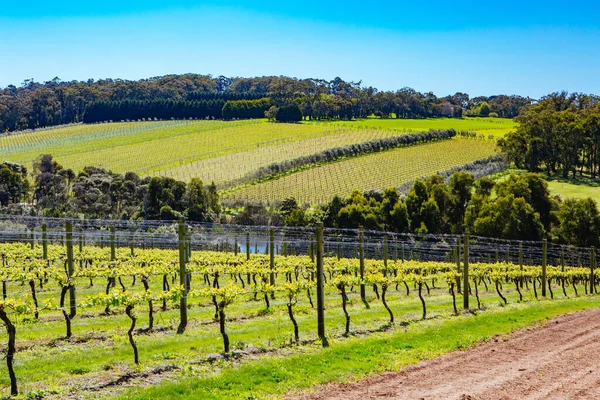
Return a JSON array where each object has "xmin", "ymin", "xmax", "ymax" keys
[
  {"xmin": 276, "ymin": 104, "xmax": 302, "ymax": 122},
  {"xmin": 489, "ymin": 112, "xmax": 499, "ymax": 118},
  {"xmin": 159, "ymin": 205, "xmax": 179, "ymax": 221}
]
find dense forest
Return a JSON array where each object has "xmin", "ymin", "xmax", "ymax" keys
[
  {"xmin": 0, "ymin": 74, "xmax": 532, "ymax": 131},
  {"xmin": 499, "ymin": 92, "xmax": 600, "ymax": 178}
]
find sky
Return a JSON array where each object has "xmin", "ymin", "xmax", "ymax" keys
[{"xmin": 1, "ymin": 1, "xmax": 599, "ymax": 98}]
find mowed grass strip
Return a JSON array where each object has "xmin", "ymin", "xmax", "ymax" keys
[
  {"xmin": 224, "ymin": 138, "xmax": 498, "ymax": 204},
  {"xmin": 117, "ymin": 297, "xmax": 600, "ymax": 400}
]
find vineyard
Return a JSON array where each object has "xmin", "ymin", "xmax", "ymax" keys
[
  {"xmin": 0, "ymin": 215, "xmax": 598, "ymax": 398},
  {"xmin": 0, "ymin": 119, "xmax": 511, "ymax": 188},
  {"xmin": 224, "ymin": 138, "xmax": 499, "ymax": 204}
]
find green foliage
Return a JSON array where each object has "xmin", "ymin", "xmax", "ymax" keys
[
  {"xmin": 471, "ymin": 194, "xmax": 544, "ymax": 240},
  {"xmin": 553, "ymin": 198, "xmax": 600, "ymax": 247},
  {"xmin": 222, "ymin": 98, "xmax": 272, "ymax": 120},
  {"xmin": 0, "ymin": 162, "xmax": 28, "ymax": 206},
  {"xmin": 498, "ymin": 92, "xmax": 600, "ymax": 179},
  {"xmin": 275, "ymin": 104, "xmax": 302, "ymax": 123}
]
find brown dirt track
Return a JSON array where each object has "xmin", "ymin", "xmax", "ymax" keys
[{"xmin": 294, "ymin": 309, "xmax": 600, "ymax": 400}]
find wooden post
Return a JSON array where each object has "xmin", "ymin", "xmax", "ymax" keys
[
  {"xmin": 66, "ymin": 221, "xmax": 76, "ymax": 318},
  {"xmin": 246, "ymin": 232, "xmax": 251, "ymax": 260},
  {"xmin": 393, "ymin": 237, "xmax": 398, "ymax": 262},
  {"xmin": 519, "ymin": 241, "xmax": 523, "ymax": 288},
  {"xmin": 590, "ymin": 247, "xmax": 596, "ymax": 295},
  {"xmin": 41, "ymin": 224, "xmax": 48, "ymax": 260},
  {"xmin": 177, "ymin": 218, "xmax": 188, "ymax": 334},
  {"xmin": 1, "ymin": 254, "xmax": 6, "ymax": 300},
  {"xmin": 30, "ymin": 229, "xmax": 34, "ymax": 249},
  {"xmin": 130, "ymin": 233, "xmax": 135, "ymax": 257},
  {"xmin": 315, "ymin": 223, "xmax": 328, "ymax": 346},
  {"xmin": 234, "ymin": 235, "xmax": 238, "ymax": 256},
  {"xmin": 359, "ymin": 227, "xmax": 367, "ymax": 307},
  {"xmin": 269, "ymin": 228, "xmax": 275, "ymax": 299},
  {"xmin": 456, "ymin": 237, "xmax": 461, "ymax": 293},
  {"xmin": 463, "ymin": 233, "xmax": 469, "ymax": 310},
  {"xmin": 541, "ymin": 239, "xmax": 547, "ymax": 297},
  {"xmin": 383, "ymin": 235, "xmax": 388, "ymax": 269},
  {"xmin": 110, "ymin": 227, "xmax": 116, "ymax": 261}
]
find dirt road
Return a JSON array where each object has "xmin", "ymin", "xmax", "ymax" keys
[{"xmin": 295, "ymin": 309, "xmax": 600, "ymax": 400}]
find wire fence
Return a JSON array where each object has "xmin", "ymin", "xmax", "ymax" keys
[{"xmin": 0, "ymin": 214, "xmax": 594, "ymax": 267}]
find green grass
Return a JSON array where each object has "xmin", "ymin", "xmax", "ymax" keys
[
  {"xmin": 307, "ymin": 117, "xmax": 516, "ymax": 137},
  {"xmin": 545, "ymin": 173, "xmax": 600, "ymax": 203},
  {"xmin": 492, "ymin": 168, "xmax": 600, "ymax": 204},
  {"xmin": 118, "ymin": 296, "xmax": 600, "ymax": 400},
  {"xmin": 224, "ymin": 138, "xmax": 498, "ymax": 204}
]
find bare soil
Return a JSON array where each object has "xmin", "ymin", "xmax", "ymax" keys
[{"xmin": 295, "ymin": 309, "xmax": 600, "ymax": 400}]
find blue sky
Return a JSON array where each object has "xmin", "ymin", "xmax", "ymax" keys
[{"xmin": 1, "ymin": 1, "xmax": 599, "ymax": 97}]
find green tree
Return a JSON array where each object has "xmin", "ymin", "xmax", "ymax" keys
[
  {"xmin": 405, "ymin": 180, "xmax": 428, "ymax": 230},
  {"xmin": 449, "ymin": 172, "xmax": 474, "ymax": 232},
  {"xmin": 276, "ymin": 104, "xmax": 302, "ymax": 122},
  {"xmin": 472, "ymin": 194, "xmax": 544, "ymax": 240},
  {"xmin": 389, "ymin": 201, "xmax": 410, "ymax": 233},
  {"xmin": 479, "ymin": 101, "xmax": 491, "ymax": 117},
  {"xmin": 420, "ymin": 198, "xmax": 442, "ymax": 234},
  {"xmin": 554, "ymin": 198, "xmax": 600, "ymax": 247}
]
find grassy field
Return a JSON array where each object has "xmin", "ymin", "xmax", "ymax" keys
[
  {"xmin": 307, "ymin": 117, "xmax": 516, "ymax": 137},
  {"xmin": 224, "ymin": 138, "xmax": 499, "ymax": 204},
  {"xmin": 545, "ymin": 173, "xmax": 600, "ymax": 203},
  {"xmin": 492, "ymin": 168, "xmax": 600, "ymax": 205},
  {"xmin": 0, "ymin": 118, "xmax": 512, "ymax": 187}
]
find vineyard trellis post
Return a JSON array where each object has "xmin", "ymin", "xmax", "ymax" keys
[
  {"xmin": 591, "ymin": 247, "xmax": 596, "ymax": 295},
  {"xmin": 177, "ymin": 218, "xmax": 188, "ymax": 334},
  {"xmin": 130, "ymin": 233, "xmax": 135, "ymax": 257},
  {"xmin": 315, "ymin": 222, "xmax": 328, "ymax": 347},
  {"xmin": 269, "ymin": 228, "xmax": 276, "ymax": 299},
  {"xmin": 519, "ymin": 242, "xmax": 523, "ymax": 288},
  {"xmin": 110, "ymin": 227, "xmax": 116, "ymax": 261},
  {"xmin": 246, "ymin": 232, "xmax": 250, "ymax": 260},
  {"xmin": 359, "ymin": 226, "xmax": 367, "ymax": 307},
  {"xmin": 41, "ymin": 224, "xmax": 48, "ymax": 260},
  {"xmin": 79, "ymin": 228, "xmax": 84, "ymax": 253},
  {"xmin": 463, "ymin": 233, "xmax": 469, "ymax": 310},
  {"xmin": 66, "ymin": 221, "xmax": 76, "ymax": 318},
  {"xmin": 455, "ymin": 237, "xmax": 461, "ymax": 294},
  {"xmin": 383, "ymin": 235, "xmax": 388, "ymax": 270},
  {"xmin": 542, "ymin": 239, "xmax": 547, "ymax": 297},
  {"xmin": 2, "ymin": 254, "xmax": 6, "ymax": 300}
]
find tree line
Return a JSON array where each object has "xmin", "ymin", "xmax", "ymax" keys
[
  {"xmin": 237, "ymin": 172, "xmax": 600, "ymax": 248},
  {"xmin": 2, "ymin": 155, "xmax": 598, "ymax": 248},
  {"xmin": 0, "ymin": 74, "xmax": 532, "ymax": 132},
  {"xmin": 499, "ymin": 92, "xmax": 600, "ymax": 178},
  {"xmin": 1, "ymin": 155, "xmax": 221, "ymax": 222}
]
